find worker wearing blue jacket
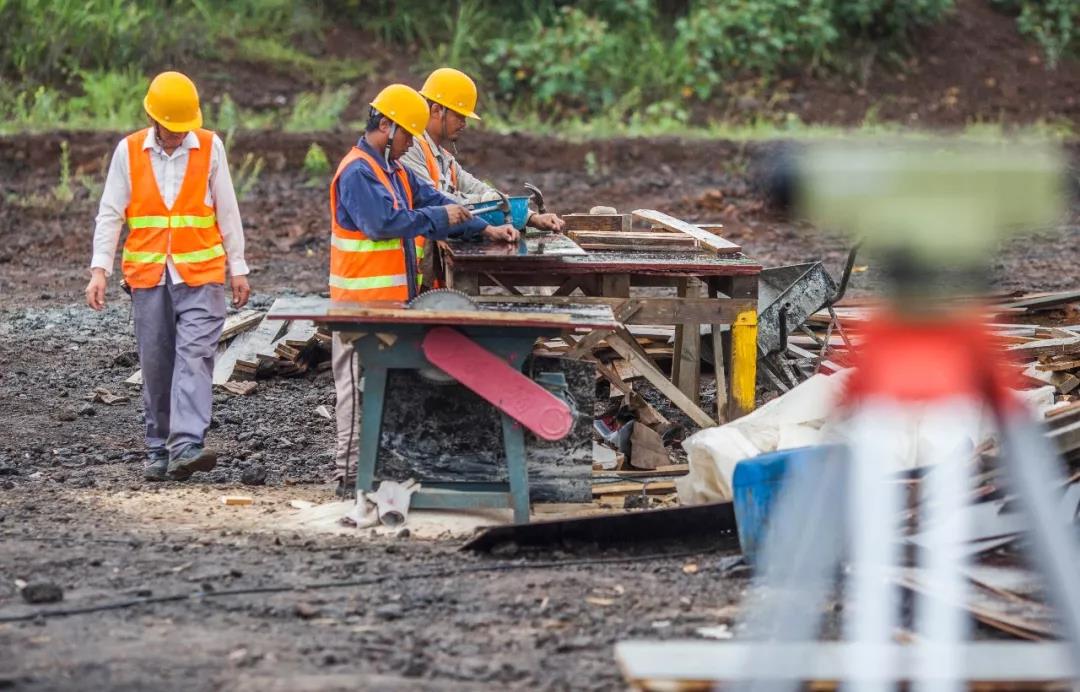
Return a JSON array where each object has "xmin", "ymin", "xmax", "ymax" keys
[{"xmin": 328, "ymin": 84, "xmax": 517, "ymax": 492}]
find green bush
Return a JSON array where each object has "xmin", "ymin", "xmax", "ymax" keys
[
  {"xmin": 994, "ymin": 0, "xmax": 1078, "ymax": 67},
  {"xmin": 303, "ymin": 142, "xmax": 332, "ymax": 180},
  {"xmin": 675, "ymin": 0, "xmax": 838, "ymax": 99},
  {"xmin": 831, "ymin": 0, "xmax": 954, "ymax": 40},
  {"xmin": 481, "ymin": 2, "xmax": 673, "ymax": 118}
]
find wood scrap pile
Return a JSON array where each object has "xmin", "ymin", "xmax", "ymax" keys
[
  {"xmin": 782, "ymin": 289, "xmax": 1080, "ymax": 427},
  {"xmin": 894, "ymin": 416, "xmax": 1080, "ymax": 641},
  {"xmin": 124, "ymin": 299, "xmax": 331, "ymax": 394}
]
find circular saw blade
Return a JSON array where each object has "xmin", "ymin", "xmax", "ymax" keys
[
  {"xmin": 406, "ymin": 288, "xmax": 479, "ymax": 312},
  {"xmin": 407, "ymin": 289, "xmax": 479, "ymax": 383}
]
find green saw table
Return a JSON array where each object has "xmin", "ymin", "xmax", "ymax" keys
[{"xmin": 268, "ymin": 296, "xmax": 617, "ymax": 523}]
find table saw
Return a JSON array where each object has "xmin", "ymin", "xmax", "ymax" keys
[{"xmin": 268, "ymin": 293, "xmax": 617, "ymax": 523}]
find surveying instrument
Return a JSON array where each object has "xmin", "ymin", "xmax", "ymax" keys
[{"xmin": 739, "ymin": 139, "xmax": 1080, "ymax": 690}]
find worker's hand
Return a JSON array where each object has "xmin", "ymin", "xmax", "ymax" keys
[
  {"xmin": 85, "ymin": 269, "xmax": 107, "ymax": 311},
  {"xmin": 231, "ymin": 275, "xmax": 251, "ymax": 308},
  {"xmin": 528, "ymin": 212, "xmax": 566, "ymax": 233},
  {"xmin": 483, "ymin": 224, "xmax": 519, "ymax": 243},
  {"xmin": 444, "ymin": 204, "xmax": 473, "ymax": 226}
]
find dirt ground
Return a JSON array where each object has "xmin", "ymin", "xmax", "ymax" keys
[{"xmin": 0, "ymin": 127, "xmax": 1078, "ymax": 690}]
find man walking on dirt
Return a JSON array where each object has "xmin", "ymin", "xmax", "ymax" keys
[
  {"xmin": 85, "ymin": 71, "xmax": 250, "ymax": 482},
  {"xmin": 401, "ymin": 67, "xmax": 566, "ymax": 285},
  {"xmin": 328, "ymin": 83, "xmax": 517, "ymax": 493}
]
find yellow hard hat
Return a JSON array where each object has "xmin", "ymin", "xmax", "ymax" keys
[
  {"xmin": 143, "ymin": 71, "xmax": 202, "ymax": 132},
  {"xmin": 370, "ymin": 84, "xmax": 429, "ymax": 137},
  {"xmin": 420, "ymin": 67, "xmax": 480, "ymax": 120}
]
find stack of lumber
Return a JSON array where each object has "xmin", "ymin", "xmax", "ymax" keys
[
  {"xmin": 792, "ymin": 289, "xmax": 1080, "ymax": 426},
  {"xmin": 561, "ymin": 209, "xmax": 742, "ymax": 256},
  {"xmin": 220, "ymin": 315, "xmax": 326, "ymax": 383},
  {"xmin": 125, "ymin": 300, "xmax": 331, "ymax": 391}
]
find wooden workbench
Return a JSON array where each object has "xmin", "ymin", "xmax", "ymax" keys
[{"xmin": 441, "ymin": 238, "xmax": 762, "ymax": 426}]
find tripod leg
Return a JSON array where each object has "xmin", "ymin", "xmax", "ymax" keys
[
  {"xmin": 913, "ymin": 402, "xmax": 979, "ymax": 692},
  {"xmin": 999, "ymin": 415, "xmax": 1080, "ymax": 674},
  {"xmin": 739, "ymin": 445, "xmax": 848, "ymax": 692},
  {"xmin": 844, "ymin": 404, "xmax": 905, "ymax": 692}
]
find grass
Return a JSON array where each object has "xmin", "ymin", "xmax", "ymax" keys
[
  {"xmin": 232, "ymin": 37, "xmax": 371, "ymax": 85},
  {"xmin": 481, "ymin": 109, "xmax": 1078, "ymax": 142},
  {"xmin": 283, "ymin": 86, "xmax": 354, "ymax": 133}
]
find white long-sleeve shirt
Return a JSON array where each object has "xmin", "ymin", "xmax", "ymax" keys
[{"xmin": 90, "ymin": 128, "xmax": 249, "ymax": 284}]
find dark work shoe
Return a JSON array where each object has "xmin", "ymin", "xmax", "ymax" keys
[
  {"xmin": 143, "ymin": 451, "xmax": 169, "ymax": 481},
  {"xmin": 167, "ymin": 445, "xmax": 218, "ymax": 481}
]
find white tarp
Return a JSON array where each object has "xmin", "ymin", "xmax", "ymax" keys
[{"xmin": 676, "ymin": 370, "xmax": 1056, "ymax": 505}]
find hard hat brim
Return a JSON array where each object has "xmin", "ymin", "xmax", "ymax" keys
[
  {"xmin": 420, "ymin": 91, "xmax": 481, "ymax": 120},
  {"xmin": 144, "ymin": 96, "xmax": 203, "ymax": 132}
]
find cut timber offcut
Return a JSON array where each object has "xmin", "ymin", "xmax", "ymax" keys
[{"xmin": 631, "ymin": 209, "xmax": 742, "ymax": 255}]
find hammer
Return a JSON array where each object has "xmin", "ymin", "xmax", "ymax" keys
[{"xmin": 524, "ymin": 182, "xmax": 546, "ymax": 214}]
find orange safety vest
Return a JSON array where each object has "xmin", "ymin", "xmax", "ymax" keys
[
  {"xmin": 328, "ymin": 147, "xmax": 425, "ymax": 302},
  {"xmin": 416, "ymin": 137, "xmax": 458, "ymax": 192},
  {"xmin": 122, "ymin": 128, "xmax": 226, "ymax": 288}
]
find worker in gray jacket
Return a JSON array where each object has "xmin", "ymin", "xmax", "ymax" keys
[{"xmin": 401, "ymin": 68, "xmax": 566, "ymax": 284}]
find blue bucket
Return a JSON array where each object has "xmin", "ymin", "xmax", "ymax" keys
[
  {"xmin": 732, "ymin": 445, "xmax": 841, "ymax": 564},
  {"xmin": 467, "ymin": 196, "xmax": 531, "ymax": 230}
]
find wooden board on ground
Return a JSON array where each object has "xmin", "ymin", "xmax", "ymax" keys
[
  {"xmin": 593, "ymin": 464, "xmax": 689, "ymax": 478},
  {"xmin": 1007, "ymin": 337, "xmax": 1080, "ymax": 359},
  {"xmin": 221, "ymin": 309, "xmax": 265, "ymax": 339},
  {"xmin": 632, "ymin": 209, "xmax": 742, "ymax": 255},
  {"xmin": 614, "ymin": 641, "xmax": 1075, "ymax": 689},
  {"xmin": 216, "ymin": 313, "xmax": 288, "ymax": 384},
  {"xmin": 592, "ymin": 480, "xmax": 677, "ymax": 496}
]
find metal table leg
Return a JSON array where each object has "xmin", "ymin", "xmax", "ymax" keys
[
  {"xmin": 501, "ymin": 414, "xmax": 530, "ymax": 523},
  {"xmin": 356, "ymin": 366, "xmax": 388, "ymax": 495}
]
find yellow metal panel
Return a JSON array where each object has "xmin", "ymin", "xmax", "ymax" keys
[{"xmin": 729, "ymin": 309, "xmax": 758, "ymax": 418}]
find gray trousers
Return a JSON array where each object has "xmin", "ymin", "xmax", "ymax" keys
[
  {"xmin": 331, "ymin": 332, "xmax": 362, "ymax": 479},
  {"xmin": 132, "ymin": 277, "xmax": 225, "ymax": 457}
]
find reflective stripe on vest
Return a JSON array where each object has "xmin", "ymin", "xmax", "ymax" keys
[
  {"xmin": 127, "ymin": 213, "xmax": 217, "ymax": 230},
  {"xmin": 173, "ymin": 243, "xmax": 225, "ymax": 264},
  {"xmin": 329, "ymin": 274, "xmax": 408, "ymax": 291},
  {"xmin": 122, "ymin": 249, "xmax": 167, "ymax": 264}
]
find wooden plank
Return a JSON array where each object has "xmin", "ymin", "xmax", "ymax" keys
[
  {"xmin": 673, "ymin": 278, "xmax": 702, "ymax": 406},
  {"xmin": 600, "ymin": 273, "xmax": 631, "ymax": 298},
  {"xmin": 484, "ymin": 295, "xmax": 756, "ymax": 326},
  {"xmin": 594, "ymin": 464, "xmax": 689, "ymax": 478},
  {"xmin": 997, "ymin": 289, "xmax": 1080, "ymax": 311},
  {"xmin": 1023, "ymin": 364, "xmax": 1075, "ymax": 390},
  {"xmin": 266, "ymin": 297, "xmax": 618, "ymax": 330},
  {"xmin": 567, "ymin": 230, "xmax": 698, "ymax": 248},
  {"xmin": 1036, "ymin": 358, "xmax": 1080, "ymax": 372},
  {"xmin": 562, "ymin": 213, "xmax": 631, "ymax": 233},
  {"xmin": 607, "ymin": 333, "xmax": 716, "ymax": 428},
  {"xmin": 1007, "ymin": 337, "xmax": 1080, "ymax": 359},
  {"xmin": 216, "ymin": 315, "xmax": 287, "ymax": 384},
  {"xmin": 632, "ymin": 209, "xmax": 741, "ymax": 255},
  {"xmin": 592, "ymin": 480, "xmax": 677, "ymax": 496},
  {"xmin": 221, "ymin": 309, "xmax": 265, "ymax": 340},
  {"xmin": 615, "ymin": 641, "xmax": 1074, "ymax": 687}
]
